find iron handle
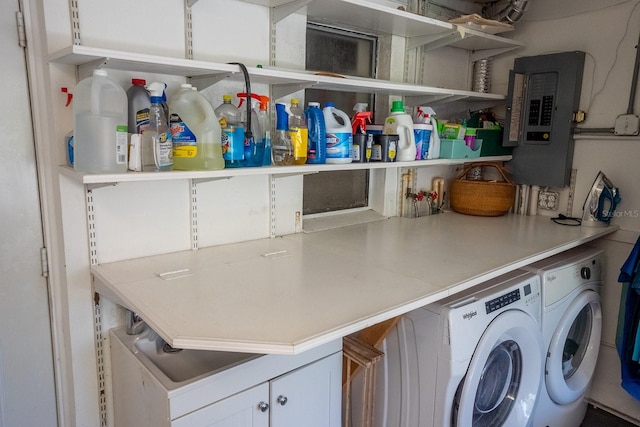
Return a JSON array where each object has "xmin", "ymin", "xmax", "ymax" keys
[
  {"xmin": 257, "ymin": 401, "xmax": 269, "ymax": 412},
  {"xmin": 276, "ymin": 395, "xmax": 288, "ymax": 406}
]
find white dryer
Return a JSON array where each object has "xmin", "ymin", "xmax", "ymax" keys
[
  {"xmin": 523, "ymin": 246, "xmax": 604, "ymax": 427},
  {"xmin": 355, "ymin": 270, "xmax": 544, "ymax": 427}
]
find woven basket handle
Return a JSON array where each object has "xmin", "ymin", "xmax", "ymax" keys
[{"xmin": 456, "ymin": 162, "xmax": 513, "ymax": 183}]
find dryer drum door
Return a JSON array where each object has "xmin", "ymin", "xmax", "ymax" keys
[
  {"xmin": 452, "ymin": 310, "xmax": 543, "ymax": 427},
  {"xmin": 546, "ymin": 289, "xmax": 602, "ymax": 405}
]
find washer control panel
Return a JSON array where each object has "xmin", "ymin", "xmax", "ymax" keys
[{"xmin": 485, "ymin": 288, "xmax": 522, "ymax": 314}]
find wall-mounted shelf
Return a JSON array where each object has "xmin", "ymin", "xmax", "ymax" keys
[
  {"xmin": 59, "ymin": 155, "xmax": 512, "ymax": 186},
  {"xmin": 49, "ymin": 45, "xmax": 507, "ymax": 105},
  {"xmin": 238, "ymin": 0, "xmax": 523, "ymax": 56}
]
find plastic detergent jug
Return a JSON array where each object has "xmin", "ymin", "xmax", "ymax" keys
[
  {"xmin": 305, "ymin": 102, "xmax": 326, "ymax": 164},
  {"xmin": 141, "ymin": 81, "xmax": 173, "ymax": 171},
  {"xmin": 169, "ymin": 84, "xmax": 224, "ymax": 171},
  {"xmin": 73, "ymin": 69, "xmax": 128, "ymax": 173},
  {"xmin": 126, "ymin": 78, "xmax": 150, "ymax": 135},
  {"xmin": 383, "ymin": 100, "xmax": 415, "ymax": 162},
  {"xmin": 323, "ymin": 102, "xmax": 352, "ymax": 164},
  {"xmin": 215, "ymin": 94, "xmax": 245, "ymax": 168}
]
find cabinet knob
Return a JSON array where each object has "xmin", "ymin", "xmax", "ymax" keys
[
  {"xmin": 277, "ymin": 395, "xmax": 288, "ymax": 406},
  {"xmin": 258, "ymin": 401, "xmax": 269, "ymax": 412}
]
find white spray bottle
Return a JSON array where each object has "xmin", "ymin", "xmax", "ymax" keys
[{"xmin": 419, "ymin": 106, "xmax": 441, "ymax": 160}]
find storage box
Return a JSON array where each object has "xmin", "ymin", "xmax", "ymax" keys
[
  {"xmin": 478, "ymin": 129, "xmax": 512, "ymax": 157},
  {"xmin": 439, "ymin": 138, "xmax": 482, "ymax": 159}
]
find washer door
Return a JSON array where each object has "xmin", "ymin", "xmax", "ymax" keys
[
  {"xmin": 545, "ymin": 289, "xmax": 602, "ymax": 405},
  {"xmin": 453, "ymin": 310, "xmax": 543, "ymax": 427}
]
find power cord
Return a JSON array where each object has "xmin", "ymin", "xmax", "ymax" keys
[
  {"xmin": 551, "ymin": 213, "xmax": 582, "ymax": 226},
  {"xmin": 228, "ymin": 62, "xmax": 253, "ymax": 141}
]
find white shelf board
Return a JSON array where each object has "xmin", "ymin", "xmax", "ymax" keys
[
  {"xmin": 50, "ymin": 45, "xmax": 507, "ymax": 103},
  {"xmin": 243, "ymin": 0, "xmax": 522, "ymax": 53},
  {"xmin": 59, "ymin": 155, "xmax": 512, "ymax": 186}
]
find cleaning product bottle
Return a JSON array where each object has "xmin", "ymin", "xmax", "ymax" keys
[
  {"xmin": 236, "ymin": 92, "xmax": 264, "ymax": 167},
  {"xmin": 352, "ymin": 103, "xmax": 372, "ymax": 134},
  {"xmin": 141, "ymin": 81, "xmax": 173, "ymax": 171},
  {"xmin": 73, "ymin": 69, "xmax": 128, "ymax": 173},
  {"xmin": 289, "ymin": 98, "xmax": 308, "ymax": 165},
  {"xmin": 215, "ymin": 94, "xmax": 245, "ymax": 168},
  {"xmin": 305, "ymin": 101, "xmax": 326, "ymax": 164},
  {"xmin": 351, "ymin": 103, "xmax": 373, "ymax": 163},
  {"xmin": 272, "ymin": 103, "xmax": 293, "ymax": 165},
  {"xmin": 323, "ymin": 102, "xmax": 352, "ymax": 164},
  {"xmin": 256, "ymin": 95, "xmax": 272, "ymax": 166},
  {"xmin": 419, "ymin": 106, "xmax": 441, "ymax": 160},
  {"xmin": 169, "ymin": 83, "xmax": 224, "ymax": 171},
  {"xmin": 126, "ymin": 78, "xmax": 150, "ymax": 135},
  {"xmin": 382, "ymin": 100, "xmax": 416, "ymax": 162}
]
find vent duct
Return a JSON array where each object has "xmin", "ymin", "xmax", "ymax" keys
[{"xmin": 492, "ymin": 0, "xmax": 530, "ymax": 23}]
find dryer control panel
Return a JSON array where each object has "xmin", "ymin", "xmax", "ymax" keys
[{"xmin": 486, "ymin": 288, "xmax": 521, "ymax": 314}]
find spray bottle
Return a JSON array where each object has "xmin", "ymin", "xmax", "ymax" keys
[
  {"xmin": 256, "ymin": 95, "xmax": 271, "ymax": 166},
  {"xmin": 237, "ymin": 92, "xmax": 264, "ymax": 167},
  {"xmin": 272, "ymin": 103, "xmax": 293, "ymax": 165},
  {"xmin": 351, "ymin": 103, "xmax": 373, "ymax": 163},
  {"xmin": 417, "ymin": 106, "xmax": 441, "ymax": 160},
  {"xmin": 141, "ymin": 81, "xmax": 173, "ymax": 171}
]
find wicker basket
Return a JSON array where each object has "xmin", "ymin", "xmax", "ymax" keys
[{"xmin": 450, "ymin": 162, "xmax": 515, "ymax": 217}]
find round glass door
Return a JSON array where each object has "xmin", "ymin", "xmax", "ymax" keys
[
  {"xmin": 453, "ymin": 310, "xmax": 543, "ymax": 426},
  {"xmin": 546, "ymin": 289, "xmax": 602, "ymax": 405}
]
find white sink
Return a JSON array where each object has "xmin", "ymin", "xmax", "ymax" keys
[{"xmin": 110, "ymin": 326, "xmax": 261, "ymax": 388}]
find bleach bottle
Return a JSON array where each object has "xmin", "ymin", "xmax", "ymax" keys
[
  {"xmin": 383, "ymin": 100, "xmax": 416, "ymax": 162},
  {"xmin": 323, "ymin": 102, "xmax": 352, "ymax": 164},
  {"xmin": 73, "ymin": 69, "xmax": 128, "ymax": 173},
  {"xmin": 169, "ymin": 84, "xmax": 224, "ymax": 171},
  {"xmin": 305, "ymin": 101, "xmax": 326, "ymax": 164}
]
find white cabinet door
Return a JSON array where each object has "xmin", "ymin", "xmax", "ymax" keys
[
  {"xmin": 270, "ymin": 352, "xmax": 342, "ymax": 427},
  {"xmin": 172, "ymin": 383, "xmax": 270, "ymax": 427}
]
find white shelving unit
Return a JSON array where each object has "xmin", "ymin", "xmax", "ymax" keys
[{"xmin": 58, "ymin": 155, "xmax": 511, "ymax": 187}]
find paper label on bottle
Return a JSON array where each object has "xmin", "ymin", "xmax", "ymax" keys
[
  {"xmin": 154, "ymin": 131, "xmax": 173, "ymax": 167},
  {"xmin": 326, "ymin": 132, "xmax": 352, "ymax": 159},
  {"xmin": 116, "ymin": 125, "xmax": 128, "ymax": 165},
  {"xmin": 170, "ymin": 114, "xmax": 198, "ymax": 158},
  {"xmin": 221, "ymin": 127, "xmax": 244, "ymax": 161},
  {"xmin": 290, "ymin": 128, "xmax": 308, "ymax": 159}
]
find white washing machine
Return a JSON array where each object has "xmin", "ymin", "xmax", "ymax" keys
[
  {"xmin": 523, "ymin": 246, "xmax": 604, "ymax": 427},
  {"xmin": 351, "ymin": 270, "xmax": 544, "ymax": 427}
]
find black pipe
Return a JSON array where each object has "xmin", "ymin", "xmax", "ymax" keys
[{"xmin": 627, "ymin": 29, "xmax": 640, "ymax": 114}]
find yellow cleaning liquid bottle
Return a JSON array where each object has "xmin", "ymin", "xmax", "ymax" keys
[{"xmin": 169, "ymin": 84, "xmax": 224, "ymax": 170}]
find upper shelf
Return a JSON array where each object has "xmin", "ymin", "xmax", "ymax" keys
[
  {"xmin": 59, "ymin": 155, "xmax": 512, "ymax": 187},
  {"xmin": 238, "ymin": 0, "xmax": 523, "ymax": 58},
  {"xmin": 49, "ymin": 45, "xmax": 506, "ymax": 106}
]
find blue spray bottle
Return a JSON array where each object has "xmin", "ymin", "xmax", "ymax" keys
[{"xmin": 272, "ymin": 103, "xmax": 293, "ymax": 165}]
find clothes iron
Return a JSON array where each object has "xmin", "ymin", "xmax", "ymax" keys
[{"xmin": 581, "ymin": 171, "xmax": 621, "ymax": 227}]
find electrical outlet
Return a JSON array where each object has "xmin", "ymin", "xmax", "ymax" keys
[{"xmin": 538, "ymin": 191, "xmax": 559, "ymax": 210}]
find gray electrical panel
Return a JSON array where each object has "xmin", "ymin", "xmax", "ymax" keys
[{"xmin": 503, "ymin": 51, "xmax": 585, "ymax": 187}]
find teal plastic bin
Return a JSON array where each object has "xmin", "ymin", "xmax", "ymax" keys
[{"xmin": 440, "ymin": 139, "xmax": 482, "ymax": 159}]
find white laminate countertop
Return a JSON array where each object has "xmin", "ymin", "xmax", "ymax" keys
[{"xmin": 93, "ymin": 212, "xmax": 618, "ymax": 355}]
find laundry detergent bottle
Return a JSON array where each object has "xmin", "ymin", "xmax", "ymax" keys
[
  {"xmin": 383, "ymin": 100, "xmax": 416, "ymax": 162},
  {"xmin": 169, "ymin": 84, "xmax": 224, "ymax": 171},
  {"xmin": 323, "ymin": 102, "xmax": 352, "ymax": 164},
  {"xmin": 73, "ymin": 69, "xmax": 128, "ymax": 173}
]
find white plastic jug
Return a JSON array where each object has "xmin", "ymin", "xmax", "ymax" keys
[
  {"xmin": 323, "ymin": 103, "xmax": 352, "ymax": 164},
  {"xmin": 73, "ymin": 69, "xmax": 128, "ymax": 173},
  {"xmin": 169, "ymin": 84, "xmax": 224, "ymax": 171},
  {"xmin": 382, "ymin": 100, "xmax": 416, "ymax": 162}
]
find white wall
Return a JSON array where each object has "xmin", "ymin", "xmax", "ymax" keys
[{"xmin": 490, "ymin": 0, "xmax": 640, "ymax": 421}]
